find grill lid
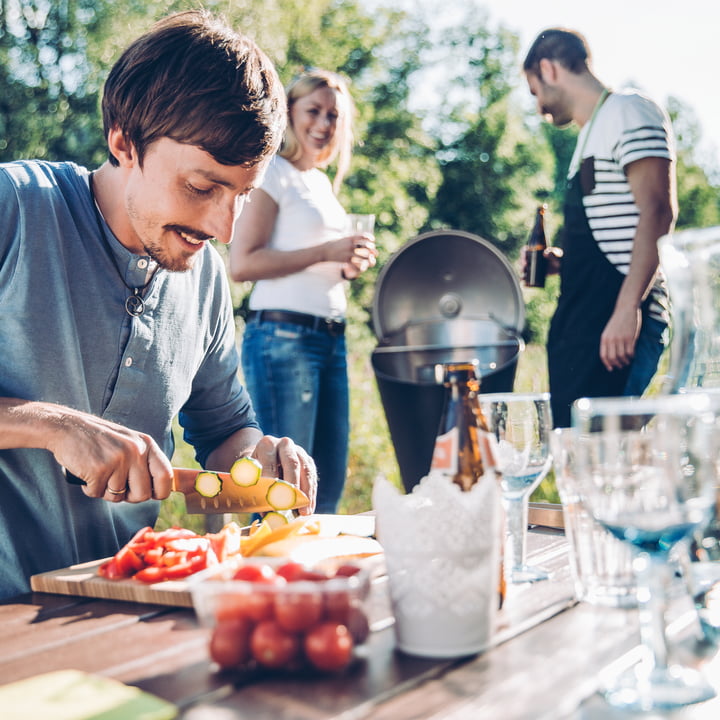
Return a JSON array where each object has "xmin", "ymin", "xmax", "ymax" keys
[{"xmin": 372, "ymin": 230, "xmax": 525, "ymax": 341}]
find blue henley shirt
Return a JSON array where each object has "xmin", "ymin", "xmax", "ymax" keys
[{"xmin": 0, "ymin": 160, "xmax": 259, "ymax": 598}]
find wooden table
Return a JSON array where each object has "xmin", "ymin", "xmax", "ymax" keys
[{"xmin": 1, "ymin": 529, "xmax": 718, "ymax": 719}]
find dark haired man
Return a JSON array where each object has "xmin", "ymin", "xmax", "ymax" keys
[
  {"xmin": 523, "ymin": 28, "xmax": 676, "ymax": 427},
  {"xmin": 0, "ymin": 10, "xmax": 316, "ymax": 599}
]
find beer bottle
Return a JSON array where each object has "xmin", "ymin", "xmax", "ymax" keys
[
  {"xmin": 429, "ymin": 362, "xmax": 492, "ymax": 491},
  {"xmin": 525, "ymin": 204, "xmax": 548, "ymax": 288},
  {"xmin": 429, "ymin": 361, "xmax": 506, "ymax": 606}
]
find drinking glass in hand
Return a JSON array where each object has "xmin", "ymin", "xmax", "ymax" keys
[
  {"xmin": 479, "ymin": 392, "xmax": 553, "ymax": 583},
  {"xmin": 573, "ymin": 393, "xmax": 718, "ymax": 711},
  {"xmin": 346, "ymin": 213, "xmax": 375, "ymax": 235}
]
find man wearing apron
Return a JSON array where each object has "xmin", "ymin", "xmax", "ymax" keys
[{"xmin": 522, "ymin": 29, "xmax": 676, "ymax": 427}]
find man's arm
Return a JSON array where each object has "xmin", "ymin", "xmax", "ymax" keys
[
  {"xmin": 599, "ymin": 156, "xmax": 677, "ymax": 371},
  {"xmin": 0, "ymin": 398, "xmax": 174, "ymax": 501}
]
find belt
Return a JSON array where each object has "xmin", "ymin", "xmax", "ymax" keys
[{"xmin": 247, "ymin": 309, "xmax": 346, "ymax": 336}]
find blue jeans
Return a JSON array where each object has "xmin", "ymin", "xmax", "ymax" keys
[
  {"xmin": 623, "ymin": 315, "xmax": 668, "ymax": 396},
  {"xmin": 241, "ymin": 316, "xmax": 349, "ymax": 514}
]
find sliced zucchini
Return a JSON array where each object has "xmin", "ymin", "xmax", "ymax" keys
[
  {"xmin": 265, "ymin": 480, "xmax": 299, "ymax": 511},
  {"xmin": 229, "ymin": 457, "xmax": 262, "ymax": 487},
  {"xmin": 262, "ymin": 510, "xmax": 291, "ymax": 530},
  {"xmin": 194, "ymin": 471, "xmax": 222, "ymax": 498}
]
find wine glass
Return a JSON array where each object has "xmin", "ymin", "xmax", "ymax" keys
[
  {"xmin": 573, "ymin": 393, "xmax": 718, "ymax": 711},
  {"xmin": 479, "ymin": 392, "xmax": 553, "ymax": 583}
]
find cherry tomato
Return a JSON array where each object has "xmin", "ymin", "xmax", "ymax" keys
[
  {"xmin": 273, "ymin": 590, "xmax": 324, "ymax": 633},
  {"xmin": 233, "ymin": 564, "xmax": 280, "ymax": 583},
  {"xmin": 241, "ymin": 590, "xmax": 275, "ymax": 622},
  {"xmin": 346, "ymin": 606, "xmax": 370, "ymax": 644},
  {"xmin": 250, "ymin": 620, "xmax": 300, "ymax": 669},
  {"xmin": 297, "ymin": 569, "xmax": 330, "ymax": 582},
  {"xmin": 209, "ymin": 618, "xmax": 252, "ymax": 669},
  {"xmin": 303, "ymin": 621, "xmax": 354, "ymax": 672},
  {"xmin": 275, "ymin": 562, "xmax": 308, "ymax": 583},
  {"xmin": 324, "ymin": 591, "xmax": 352, "ymax": 625},
  {"xmin": 215, "ymin": 593, "xmax": 248, "ymax": 624}
]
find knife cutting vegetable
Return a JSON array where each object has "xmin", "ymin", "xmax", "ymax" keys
[
  {"xmin": 172, "ymin": 462, "xmax": 310, "ymax": 514},
  {"xmin": 66, "ymin": 461, "xmax": 310, "ymax": 514}
]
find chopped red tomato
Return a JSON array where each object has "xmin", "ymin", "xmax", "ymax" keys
[
  {"xmin": 98, "ymin": 524, "xmax": 239, "ymax": 584},
  {"xmin": 97, "ymin": 558, "xmax": 124, "ymax": 580},
  {"xmin": 114, "ymin": 546, "xmax": 145, "ymax": 576},
  {"xmin": 134, "ymin": 566, "xmax": 167, "ymax": 584},
  {"xmin": 143, "ymin": 547, "xmax": 164, "ymax": 565}
]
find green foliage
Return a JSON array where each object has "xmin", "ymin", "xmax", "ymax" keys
[
  {"xmin": 521, "ymin": 275, "xmax": 560, "ymax": 345},
  {"xmin": 0, "ymin": 0, "xmax": 108, "ymax": 163},
  {"xmin": 667, "ymin": 95, "xmax": 720, "ymax": 229}
]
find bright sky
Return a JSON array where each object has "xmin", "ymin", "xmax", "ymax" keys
[{"xmin": 479, "ymin": 0, "xmax": 719, "ymax": 164}]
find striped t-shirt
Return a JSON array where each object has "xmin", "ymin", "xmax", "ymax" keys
[{"xmin": 567, "ymin": 89, "xmax": 675, "ymax": 323}]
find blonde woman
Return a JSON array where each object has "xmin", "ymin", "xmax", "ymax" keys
[{"xmin": 230, "ymin": 69, "xmax": 376, "ymax": 512}]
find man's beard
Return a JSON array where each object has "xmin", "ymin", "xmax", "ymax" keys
[
  {"xmin": 143, "ymin": 236, "xmax": 199, "ymax": 273},
  {"xmin": 543, "ymin": 105, "xmax": 572, "ymax": 129}
]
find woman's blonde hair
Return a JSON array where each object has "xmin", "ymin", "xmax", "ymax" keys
[{"xmin": 280, "ymin": 69, "xmax": 355, "ymax": 192}]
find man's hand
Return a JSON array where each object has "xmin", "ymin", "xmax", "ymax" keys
[
  {"xmin": 250, "ymin": 435, "xmax": 318, "ymax": 515},
  {"xmin": 544, "ymin": 246, "xmax": 563, "ymax": 275},
  {"xmin": 600, "ymin": 305, "xmax": 642, "ymax": 371},
  {"xmin": 519, "ymin": 246, "xmax": 562, "ymax": 284},
  {"xmin": 17, "ymin": 402, "xmax": 175, "ymax": 502}
]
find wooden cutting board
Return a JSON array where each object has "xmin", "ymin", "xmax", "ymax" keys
[
  {"xmin": 30, "ymin": 559, "xmax": 195, "ymax": 608},
  {"xmin": 29, "ymin": 514, "xmax": 378, "ymax": 608}
]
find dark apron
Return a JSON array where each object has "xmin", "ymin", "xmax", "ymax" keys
[{"xmin": 547, "ymin": 160, "xmax": 631, "ymax": 427}]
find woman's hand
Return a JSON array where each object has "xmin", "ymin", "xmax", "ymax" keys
[{"xmin": 336, "ymin": 233, "xmax": 377, "ymax": 280}]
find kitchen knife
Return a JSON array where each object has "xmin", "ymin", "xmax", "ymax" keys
[{"xmin": 171, "ymin": 467, "xmax": 310, "ymax": 514}]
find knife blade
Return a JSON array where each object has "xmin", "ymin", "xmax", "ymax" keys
[{"xmin": 171, "ymin": 467, "xmax": 310, "ymax": 514}]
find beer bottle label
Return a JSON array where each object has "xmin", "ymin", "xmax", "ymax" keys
[{"xmin": 430, "ymin": 427, "xmax": 459, "ymax": 476}]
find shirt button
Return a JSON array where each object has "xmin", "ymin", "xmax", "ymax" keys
[
  {"xmin": 137, "ymin": 259, "xmax": 148, "ymax": 270},
  {"xmin": 124, "ymin": 357, "xmax": 133, "ymax": 367}
]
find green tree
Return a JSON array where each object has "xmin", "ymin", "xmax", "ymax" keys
[
  {"xmin": 667, "ymin": 96, "xmax": 720, "ymax": 229},
  {"xmin": 0, "ymin": 0, "xmax": 113, "ymax": 164},
  {"xmin": 421, "ymin": 14, "xmax": 555, "ymax": 260}
]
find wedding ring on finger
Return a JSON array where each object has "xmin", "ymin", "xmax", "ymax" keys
[{"xmin": 107, "ymin": 485, "xmax": 128, "ymax": 496}]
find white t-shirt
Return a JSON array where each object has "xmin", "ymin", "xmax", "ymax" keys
[
  {"xmin": 248, "ymin": 155, "xmax": 348, "ymax": 318},
  {"xmin": 568, "ymin": 89, "xmax": 674, "ymax": 322}
]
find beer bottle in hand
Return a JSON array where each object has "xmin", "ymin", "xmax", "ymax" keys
[
  {"xmin": 429, "ymin": 361, "xmax": 506, "ymax": 606},
  {"xmin": 525, "ymin": 204, "xmax": 548, "ymax": 288}
]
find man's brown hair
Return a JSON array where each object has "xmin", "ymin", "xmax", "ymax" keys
[
  {"xmin": 102, "ymin": 10, "xmax": 286, "ymax": 168},
  {"xmin": 523, "ymin": 28, "xmax": 592, "ymax": 77}
]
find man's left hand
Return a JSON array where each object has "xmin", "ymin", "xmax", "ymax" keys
[{"xmin": 251, "ymin": 435, "xmax": 318, "ymax": 514}]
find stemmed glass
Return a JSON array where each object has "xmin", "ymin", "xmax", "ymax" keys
[
  {"xmin": 573, "ymin": 393, "xmax": 718, "ymax": 711},
  {"xmin": 479, "ymin": 392, "xmax": 553, "ymax": 583}
]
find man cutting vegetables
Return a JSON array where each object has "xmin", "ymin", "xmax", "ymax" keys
[{"xmin": 0, "ymin": 10, "xmax": 317, "ymax": 600}]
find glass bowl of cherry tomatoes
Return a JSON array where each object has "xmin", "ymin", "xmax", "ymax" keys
[{"xmin": 190, "ymin": 558, "xmax": 372, "ymax": 674}]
